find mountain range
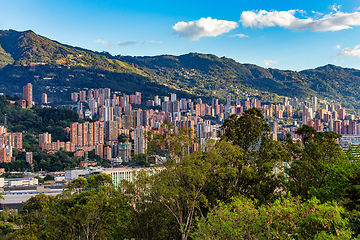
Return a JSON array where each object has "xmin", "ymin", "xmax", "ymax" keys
[{"xmin": 1, "ymin": 29, "xmax": 360, "ymax": 109}]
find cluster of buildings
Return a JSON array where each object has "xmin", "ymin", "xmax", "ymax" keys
[
  {"xmin": 10, "ymin": 83, "xmax": 47, "ymax": 108},
  {"xmin": 71, "ymin": 88, "xmax": 141, "ymax": 121},
  {"xmin": 5, "ymin": 82, "xmax": 360, "ymax": 165},
  {"xmin": 65, "ymin": 88, "xmax": 360, "ymax": 162},
  {"xmin": 4, "ymin": 83, "xmax": 360, "ymax": 211},
  {"xmin": 0, "ymin": 126, "xmax": 33, "ymax": 166}
]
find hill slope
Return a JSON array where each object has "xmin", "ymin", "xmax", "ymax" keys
[{"xmin": 1, "ymin": 29, "xmax": 360, "ymax": 109}]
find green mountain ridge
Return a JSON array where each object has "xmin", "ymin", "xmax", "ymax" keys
[{"xmin": 1, "ymin": 29, "xmax": 360, "ymax": 109}]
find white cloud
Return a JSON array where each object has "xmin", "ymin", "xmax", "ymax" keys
[
  {"xmin": 337, "ymin": 44, "xmax": 360, "ymax": 58},
  {"xmin": 95, "ymin": 39, "xmax": 110, "ymax": 46},
  {"xmin": 229, "ymin": 33, "xmax": 249, "ymax": 38},
  {"xmin": 311, "ymin": 11, "xmax": 324, "ymax": 16},
  {"xmin": 330, "ymin": 4, "xmax": 341, "ymax": 12},
  {"xmin": 173, "ymin": 17, "xmax": 238, "ymax": 40},
  {"xmin": 240, "ymin": 9, "xmax": 360, "ymax": 32},
  {"xmin": 263, "ymin": 60, "xmax": 278, "ymax": 66},
  {"xmin": 336, "ymin": 44, "xmax": 341, "ymax": 49},
  {"xmin": 117, "ymin": 41, "xmax": 138, "ymax": 47},
  {"xmin": 148, "ymin": 40, "xmax": 163, "ymax": 44},
  {"xmin": 95, "ymin": 39, "xmax": 162, "ymax": 47}
]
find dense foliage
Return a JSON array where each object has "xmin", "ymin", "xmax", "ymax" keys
[{"xmin": 0, "ymin": 95, "xmax": 79, "ymax": 138}]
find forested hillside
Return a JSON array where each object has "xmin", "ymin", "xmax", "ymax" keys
[{"xmin": 1, "ymin": 29, "xmax": 360, "ymax": 109}]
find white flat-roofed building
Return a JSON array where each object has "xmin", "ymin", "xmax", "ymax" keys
[
  {"xmin": 102, "ymin": 167, "xmax": 163, "ymax": 189},
  {"xmin": 65, "ymin": 167, "xmax": 103, "ymax": 181},
  {"xmin": 339, "ymin": 135, "xmax": 360, "ymax": 150},
  {"xmin": 4, "ymin": 177, "xmax": 38, "ymax": 187}
]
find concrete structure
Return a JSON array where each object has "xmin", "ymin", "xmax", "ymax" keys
[
  {"xmin": 41, "ymin": 93, "xmax": 48, "ymax": 104},
  {"xmin": 105, "ymin": 121, "xmax": 118, "ymax": 145},
  {"xmin": 25, "ymin": 152, "xmax": 33, "ymax": 166},
  {"xmin": 4, "ymin": 178, "xmax": 38, "ymax": 187},
  {"xmin": 23, "ymin": 83, "xmax": 33, "ymax": 108},
  {"xmin": 339, "ymin": 135, "xmax": 360, "ymax": 151},
  {"xmin": 134, "ymin": 126, "xmax": 147, "ymax": 155},
  {"xmin": 70, "ymin": 121, "xmax": 104, "ymax": 152},
  {"xmin": 103, "ymin": 167, "xmax": 162, "ymax": 189},
  {"xmin": 0, "ymin": 145, "xmax": 12, "ymax": 163},
  {"xmin": 2, "ymin": 132, "xmax": 22, "ymax": 150}
]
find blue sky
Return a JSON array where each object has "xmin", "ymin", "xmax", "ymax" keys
[{"xmin": 1, "ymin": 0, "xmax": 360, "ymax": 71}]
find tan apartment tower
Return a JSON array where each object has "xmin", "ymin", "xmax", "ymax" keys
[
  {"xmin": 23, "ymin": 83, "xmax": 33, "ymax": 108},
  {"xmin": 41, "ymin": 93, "xmax": 48, "ymax": 104}
]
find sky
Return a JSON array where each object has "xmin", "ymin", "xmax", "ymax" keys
[{"xmin": 1, "ymin": 0, "xmax": 360, "ymax": 71}]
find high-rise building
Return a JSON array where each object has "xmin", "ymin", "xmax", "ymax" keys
[
  {"xmin": 269, "ymin": 121, "xmax": 277, "ymax": 141},
  {"xmin": 71, "ymin": 92, "xmax": 79, "ymax": 102},
  {"xmin": 3, "ymin": 132, "xmax": 22, "ymax": 149},
  {"xmin": 41, "ymin": 93, "xmax": 48, "ymax": 104},
  {"xmin": 104, "ymin": 88, "xmax": 111, "ymax": 99},
  {"xmin": 101, "ymin": 106, "xmax": 114, "ymax": 122},
  {"xmin": 226, "ymin": 95, "xmax": 231, "ymax": 106},
  {"xmin": 26, "ymin": 152, "xmax": 33, "ymax": 166},
  {"xmin": 244, "ymin": 99, "xmax": 250, "ymax": 110},
  {"xmin": 104, "ymin": 146, "xmax": 112, "ymax": 160},
  {"xmin": 338, "ymin": 108, "xmax": 346, "ymax": 120},
  {"xmin": 70, "ymin": 122, "xmax": 104, "ymax": 151},
  {"xmin": 212, "ymin": 98, "xmax": 218, "ymax": 109},
  {"xmin": 312, "ymin": 96, "xmax": 318, "ymax": 112},
  {"xmin": 105, "ymin": 121, "xmax": 118, "ymax": 145},
  {"xmin": 302, "ymin": 105, "xmax": 310, "ymax": 125},
  {"xmin": 135, "ymin": 92, "xmax": 142, "ymax": 105},
  {"xmin": 350, "ymin": 120, "xmax": 357, "ymax": 135},
  {"xmin": 235, "ymin": 97, "xmax": 241, "ymax": 106},
  {"xmin": 180, "ymin": 98, "xmax": 187, "ymax": 110},
  {"xmin": 134, "ymin": 126, "xmax": 147, "ymax": 155},
  {"xmin": 0, "ymin": 146, "xmax": 12, "ymax": 163},
  {"xmin": 39, "ymin": 132, "xmax": 52, "ymax": 149},
  {"xmin": 23, "ymin": 83, "xmax": 33, "ymax": 109},
  {"xmin": 88, "ymin": 90, "xmax": 94, "ymax": 99},
  {"xmin": 79, "ymin": 90, "xmax": 87, "ymax": 102}
]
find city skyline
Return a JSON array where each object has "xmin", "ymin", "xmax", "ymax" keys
[{"xmin": 1, "ymin": 0, "xmax": 360, "ymax": 71}]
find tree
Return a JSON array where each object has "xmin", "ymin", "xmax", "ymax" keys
[
  {"xmin": 220, "ymin": 109, "xmax": 288, "ymax": 204},
  {"xmin": 221, "ymin": 108, "xmax": 271, "ymax": 152},
  {"xmin": 150, "ymin": 152, "xmax": 212, "ymax": 240},
  {"xmin": 285, "ymin": 125, "xmax": 349, "ymax": 202},
  {"xmin": 43, "ymin": 175, "xmax": 54, "ymax": 181},
  {"xmin": 194, "ymin": 196, "xmax": 354, "ymax": 239},
  {"xmin": 122, "ymin": 170, "xmax": 179, "ymax": 240},
  {"xmin": 146, "ymin": 124, "xmax": 195, "ymax": 162},
  {"xmin": 48, "ymin": 186, "xmax": 131, "ymax": 239},
  {"xmin": 16, "ymin": 174, "xmax": 132, "ymax": 240},
  {"xmin": 342, "ymin": 147, "xmax": 360, "ymax": 212},
  {"xmin": 18, "ymin": 193, "xmax": 55, "ymax": 238},
  {"xmin": 201, "ymin": 140, "xmax": 244, "ymax": 207}
]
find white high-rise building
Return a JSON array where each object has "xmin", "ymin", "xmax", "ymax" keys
[{"xmin": 312, "ymin": 96, "xmax": 318, "ymax": 112}]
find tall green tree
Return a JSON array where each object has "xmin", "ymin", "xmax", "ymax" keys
[
  {"xmin": 14, "ymin": 174, "xmax": 132, "ymax": 240},
  {"xmin": 284, "ymin": 125, "xmax": 349, "ymax": 202},
  {"xmin": 150, "ymin": 152, "xmax": 212, "ymax": 240},
  {"xmin": 220, "ymin": 108, "xmax": 288, "ymax": 204}
]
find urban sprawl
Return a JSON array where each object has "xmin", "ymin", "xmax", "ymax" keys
[{"xmin": 0, "ymin": 83, "xmax": 358, "ymax": 209}]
